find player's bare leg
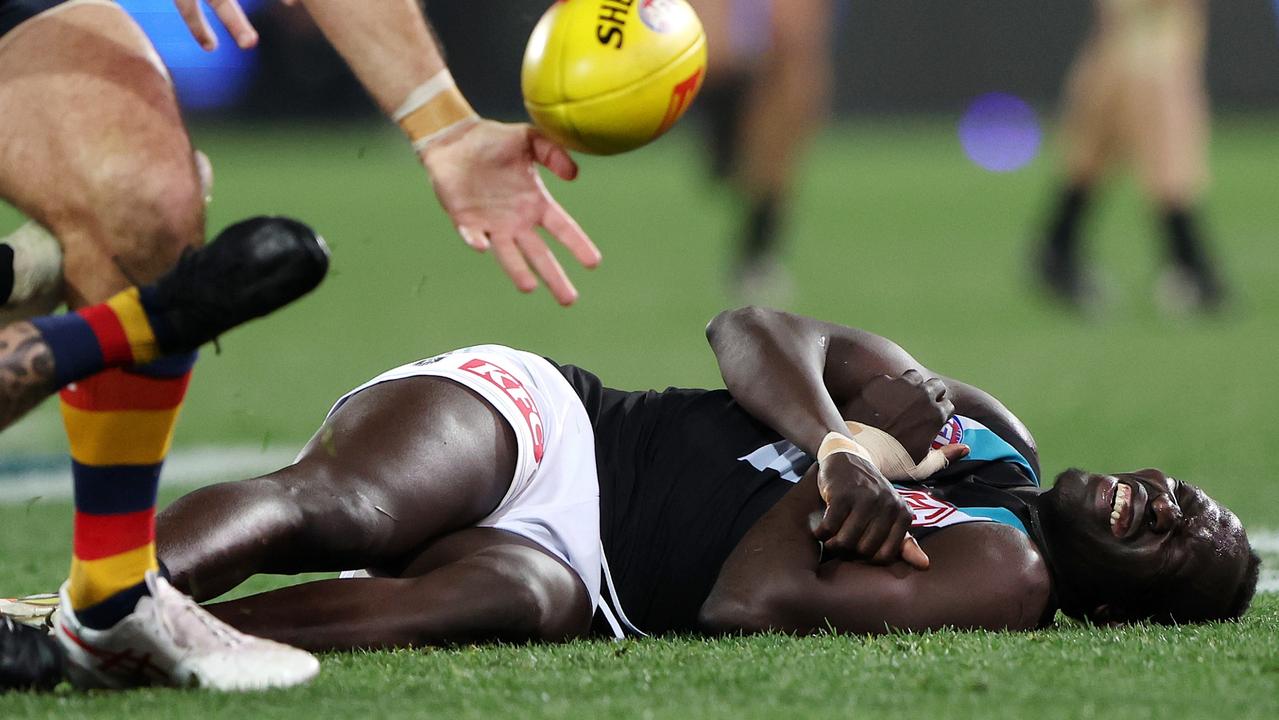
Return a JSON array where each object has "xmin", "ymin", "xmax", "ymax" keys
[
  {"xmin": 158, "ymin": 377, "xmax": 522, "ymax": 601},
  {"xmin": 1039, "ymin": 31, "xmax": 1123, "ymax": 307},
  {"xmin": 1117, "ymin": 0, "xmax": 1223, "ymax": 310},
  {"xmin": 204, "ymin": 528, "xmax": 591, "ymax": 651},
  {"xmin": 156, "ymin": 375, "xmax": 592, "ymax": 650},
  {"xmin": 692, "ymin": 0, "xmax": 834, "ymax": 303},
  {"xmin": 0, "ymin": 2, "xmax": 205, "ymax": 302}
]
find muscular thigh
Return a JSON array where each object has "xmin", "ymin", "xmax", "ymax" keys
[
  {"xmin": 286, "ymin": 376, "xmax": 521, "ymax": 565},
  {"xmin": 0, "ymin": 1, "xmax": 203, "ymax": 305}
]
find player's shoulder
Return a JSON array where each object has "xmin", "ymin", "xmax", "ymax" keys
[{"xmin": 940, "ymin": 376, "xmax": 1040, "ymax": 475}]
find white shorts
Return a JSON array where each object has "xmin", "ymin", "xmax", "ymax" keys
[{"xmin": 328, "ymin": 345, "xmax": 602, "ymax": 613}]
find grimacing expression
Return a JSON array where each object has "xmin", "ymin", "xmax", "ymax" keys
[{"xmin": 1044, "ymin": 467, "xmax": 1250, "ymax": 622}]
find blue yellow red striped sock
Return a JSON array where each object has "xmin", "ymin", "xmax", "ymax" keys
[
  {"xmin": 29, "ymin": 286, "xmax": 166, "ymax": 387},
  {"xmin": 63, "ymin": 353, "xmax": 196, "ymax": 628}
]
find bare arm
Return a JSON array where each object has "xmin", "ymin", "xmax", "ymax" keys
[
  {"xmin": 698, "ymin": 466, "xmax": 1051, "ymax": 635},
  {"xmin": 294, "ymin": 0, "xmax": 444, "ymax": 117},
  {"xmin": 706, "ymin": 306, "xmax": 1037, "ymax": 460}
]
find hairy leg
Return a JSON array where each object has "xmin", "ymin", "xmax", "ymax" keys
[
  {"xmin": 0, "ymin": 1, "xmax": 205, "ymax": 306},
  {"xmin": 205, "ymin": 528, "xmax": 592, "ymax": 651},
  {"xmin": 158, "ymin": 377, "xmax": 520, "ymax": 602}
]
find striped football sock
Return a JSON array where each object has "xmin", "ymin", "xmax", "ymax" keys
[
  {"xmin": 29, "ymin": 286, "xmax": 167, "ymax": 386},
  {"xmin": 29, "ymin": 284, "xmax": 195, "ymax": 628},
  {"xmin": 62, "ymin": 353, "xmax": 196, "ymax": 628}
]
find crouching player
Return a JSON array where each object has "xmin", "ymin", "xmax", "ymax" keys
[{"xmin": 54, "ymin": 307, "xmax": 1256, "ymax": 652}]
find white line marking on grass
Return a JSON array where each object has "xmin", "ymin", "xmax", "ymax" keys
[
  {"xmin": 1250, "ymin": 530, "xmax": 1279, "ymax": 594},
  {"xmin": 0, "ymin": 445, "xmax": 295, "ymax": 504}
]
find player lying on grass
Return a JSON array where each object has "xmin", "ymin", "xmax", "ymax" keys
[
  {"xmin": 111, "ymin": 306, "xmax": 1259, "ymax": 652},
  {"xmin": 0, "ymin": 216, "xmax": 329, "ymax": 691}
]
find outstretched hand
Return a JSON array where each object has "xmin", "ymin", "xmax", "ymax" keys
[
  {"xmin": 173, "ymin": 0, "xmax": 258, "ymax": 51},
  {"xmin": 420, "ymin": 120, "xmax": 601, "ymax": 306},
  {"xmin": 812, "ymin": 443, "xmax": 970, "ymax": 570}
]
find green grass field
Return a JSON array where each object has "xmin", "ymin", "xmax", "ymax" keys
[{"xmin": 1, "ymin": 116, "xmax": 1277, "ymax": 717}]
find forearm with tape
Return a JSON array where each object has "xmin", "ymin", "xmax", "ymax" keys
[
  {"xmin": 393, "ymin": 70, "xmax": 479, "ymax": 151},
  {"xmin": 816, "ymin": 431, "xmax": 878, "ymax": 467},
  {"xmin": 841, "ymin": 421, "xmax": 950, "ymax": 481}
]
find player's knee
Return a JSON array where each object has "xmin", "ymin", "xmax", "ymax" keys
[
  {"xmin": 281, "ymin": 463, "xmax": 395, "ymax": 557},
  {"xmin": 88, "ymin": 158, "xmax": 205, "ymax": 282},
  {"xmin": 136, "ymin": 168, "xmax": 204, "ymax": 263},
  {"xmin": 454, "ymin": 547, "xmax": 590, "ymax": 643}
]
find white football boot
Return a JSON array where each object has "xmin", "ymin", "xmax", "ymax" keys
[
  {"xmin": 0, "ymin": 592, "xmax": 59, "ymax": 632},
  {"xmin": 55, "ymin": 572, "xmax": 320, "ymax": 691}
]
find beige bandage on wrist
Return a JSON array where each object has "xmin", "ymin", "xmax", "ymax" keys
[
  {"xmin": 393, "ymin": 70, "xmax": 479, "ymax": 152},
  {"xmin": 843, "ymin": 421, "xmax": 949, "ymax": 481},
  {"xmin": 816, "ymin": 431, "xmax": 878, "ymax": 468}
]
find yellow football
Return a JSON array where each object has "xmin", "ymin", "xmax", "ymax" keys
[{"xmin": 522, "ymin": 0, "xmax": 707, "ymax": 155}]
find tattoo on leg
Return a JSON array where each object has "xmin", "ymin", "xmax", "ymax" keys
[{"xmin": 0, "ymin": 322, "xmax": 57, "ymax": 431}]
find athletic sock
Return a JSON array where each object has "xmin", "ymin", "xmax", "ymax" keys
[
  {"xmin": 63, "ymin": 353, "xmax": 196, "ymax": 629},
  {"xmin": 28, "ymin": 286, "xmax": 171, "ymax": 388},
  {"xmin": 27, "ymin": 285, "xmax": 193, "ymax": 629},
  {"xmin": 1162, "ymin": 205, "xmax": 1225, "ymax": 307},
  {"xmin": 1164, "ymin": 206, "xmax": 1211, "ymax": 273},
  {"xmin": 699, "ymin": 73, "xmax": 750, "ymax": 179},
  {"xmin": 1046, "ymin": 184, "xmax": 1090, "ymax": 260},
  {"xmin": 739, "ymin": 193, "xmax": 782, "ymax": 267}
]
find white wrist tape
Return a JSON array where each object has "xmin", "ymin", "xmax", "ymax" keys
[
  {"xmin": 842, "ymin": 421, "xmax": 949, "ymax": 481},
  {"xmin": 393, "ymin": 70, "xmax": 479, "ymax": 151},
  {"xmin": 816, "ymin": 431, "xmax": 878, "ymax": 468}
]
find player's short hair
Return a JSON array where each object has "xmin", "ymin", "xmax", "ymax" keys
[{"xmin": 1224, "ymin": 549, "xmax": 1263, "ymax": 620}]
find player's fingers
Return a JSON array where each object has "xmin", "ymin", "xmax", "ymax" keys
[
  {"xmin": 855, "ymin": 514, "xmax": 894, "ymax": 560},
  {"xmin": 457, "ymin": 225, "xmax": 490, "ymax": 252},
  {"xmin": 870, "ymin": 515, "xmax": 913, "ymax": 564},
  {"xmin": 530, "ymin": 131, "xmax": 579, "ymax": 181},
  {"xmin": 828, "ymin": 504, "xmax": 874, "ymax": 555},
  {"xmin": 814, "ymin": 497, "xmax": 850, "ymax": 541},
  {"xmin": 207, "ymin": 0, "xmax": 259, "ymax": 49},
  {"xmin": 902, "ymin": 533, "xmax": 930, "ymax": 570},
  {"xmin": 516, "ymin": 231, "xmax": 578, "ymax": 306},
  {"xmin": 541, "ymin": 198, "xmax": 601, "ymax": 268},
  {"xmin": 174, "ymin": 0, "xmax": 218, "ymax": 51},
  {"xmin": 491, "ymin": 235, "xmax": 539, "ymax": 294},
  {"xmin": 939, "ymin": 443, "xmax": 970, "ymax": 465}
]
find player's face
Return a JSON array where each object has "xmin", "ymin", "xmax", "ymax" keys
[{"xmin": 1043, "ymin": 467, "xmax": 1250, "ymax": 622}]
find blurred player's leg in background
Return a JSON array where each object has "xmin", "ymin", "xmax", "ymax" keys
[
  {"xmin": 1123, "ymin": 0, "xmax": 1225, "ymax": 312},
  {"xmin": 692, "ymin": 0, "xmax": 837, "ymax": 305},
  {"xmin": 1038, "ymin": 0, "xmax": 1226, "ymax": 313}
]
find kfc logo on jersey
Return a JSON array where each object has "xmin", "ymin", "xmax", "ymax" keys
[
  {"xmin": 899, "ymin": 489, "xmax": 960, "ymax": 527},
  {"xmin": 931, "ymin": 416, "xmax": 964, "ymax": 450},
  {"xmin": 460, "ymin": 358, "xmax": 545, "ymax": 462}
]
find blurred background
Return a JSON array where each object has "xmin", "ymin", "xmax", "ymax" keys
[{"xmin": 1, "ymin": 0, "xmax": 1278, "ymax": 553}]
